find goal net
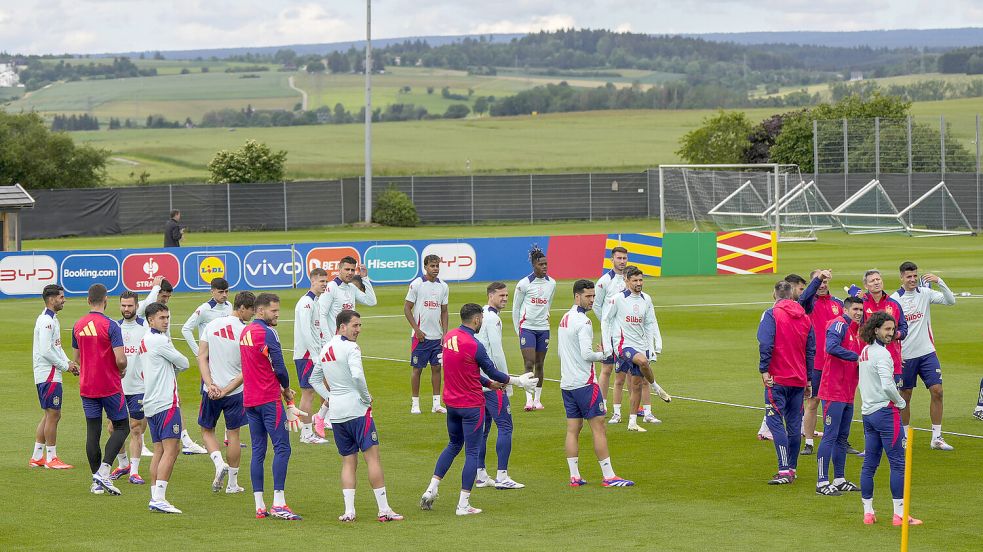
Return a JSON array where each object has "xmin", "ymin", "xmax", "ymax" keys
[
  {"xmin": 831, "ymin": 179, "xmax": 908, "ymax": 234},
  {"xmin": 899, "ymin": 182, "xmax": 975, "ymax": 237}
]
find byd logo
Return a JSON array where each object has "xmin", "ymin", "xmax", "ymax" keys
[
  {"xmin": 421, "ymin": 243, "xmax": 476, "ymax": 281},
  {"xmin": 244, "ymin": 249, "xmax": 304, "ymax": 289},
  {"xmin": 0, "ymin": 255, "xmax": 57, "ymax": 295}
]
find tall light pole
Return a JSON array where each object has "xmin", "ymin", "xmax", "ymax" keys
[{"xmin": 363, "ymin": 0, "xmax": 373, "ymax": 223}]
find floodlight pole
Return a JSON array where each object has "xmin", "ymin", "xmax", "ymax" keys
[{"xmin": 364, "ymin": 0, "xmax": 373, "ymax": 223}]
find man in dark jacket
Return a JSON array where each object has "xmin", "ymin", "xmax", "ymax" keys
[{"xmin": 164, "ymin": 211, "xmax": 184, "ymax": 248}]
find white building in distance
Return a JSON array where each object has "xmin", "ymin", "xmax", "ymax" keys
[{"xmin": 0, "ymin": 63, "xmax": 23, "ymax": 87}]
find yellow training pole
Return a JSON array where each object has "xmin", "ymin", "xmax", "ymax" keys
[{"xmin": 900, "ymin": 426, "xmax": 914, "ymax": 552}]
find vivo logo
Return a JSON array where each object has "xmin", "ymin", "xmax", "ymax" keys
[
  {"xmin": 244, "ymin": 249, "xmax": 305, "ymax": 289},
  {"xmin": 246, "ymin": 259, "xmax": 303, "ymax": 277}
]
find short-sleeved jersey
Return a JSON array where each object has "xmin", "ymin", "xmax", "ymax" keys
[
  {"xmin": 605, "ymin": 290, "xmax": 662, "ymax": 354},
  {"xmin": 319, "ymin": 277, "xmax": 378, "ymax": 335},
  {"xmin": 182, "ymin": 298, "xmax": 232, "ymax": 356},
  {"xmin": 441, "ymin": 326, "xmax": 510, "ymax": 409},
  {"xmin": 73, "ymin": 311, "xmax": 125, "ymax": 398},
  {"xmin": 476, "ymin": 306, "xmax": 507, "ymax": 391},
  {"xmin": 33, "ymin": 309, "xmax": 70, "ymax": 385},
  {"xmin": 202, "ymin": 315, "xmax": 247, "ymax": 395},
  {"xmin": 406, "ymin": 276, "xmax": 449, "ymax": 340},
  {"xmin": 140, "ymin": 329, "xmax": 190, "ymax": 417},
  {"xmin": 240, "ymin": 319, "xmax": 289, "ymax": 407},
  {"xmin": 593, "ymin": 269, "xmax": 627, "ymax": 344},
  {"xmin": 294, "ymin": 291, "xmax": 324, "ymax": 361},
  {"xmin": 513, "ymin": 273, "xmax": 556, "ymax": 333},
  {"xmin": 119, "ymin": 317, "xmax": 148, "ymax": 395},
  {"xmin": 314, "ymin": 335, "xmax": 371, "ymax": 423},
  {"xmin": 558, "ymin": 306, "xmax": 606, "ymax": 390},
  {"xmin": 890, "ymin": 280, "xmax": 956, "ymax": 359}
]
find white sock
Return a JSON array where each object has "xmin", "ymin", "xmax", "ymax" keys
[
  {"xmin": 343, "ymin": 488, "xmax": 356, "ymax": 513},
  {"xmin": 497, "ymin": 470, "xmax": 508, "ymax": 481},
  {"xmin": 817, "ymin": 480, "xmax": 829, "ymax": 487},
  {"xmin": 301, "ymin": 423, "xmax": 313, "ymax": 437},
  {"xmin": 643, "ymin": 405, "xmax": 652, "ymax": 415},
  {"xmin": 273, "ymin": 490, "xmax": 286, "ymax": 507},
  {"xmin": 931, "ymin": 424, "xmax": 942, "ymax": 440},
  {"xmin": 893, "ymin": 498, "xmax": 905, "ymax": 517},
  {"xmin": 154, "ymin": 480, "xmax": 168, "ymax": 502},
  {"xmin": 599, "ymin": 457, "xmax": 615, "ymax": 479},
  {"xmin": 457, "ymin": 490, "xmax": 471, "ymax": 509},
  {"xmin": 525, "ymin": 390, "xmax": 534, "ymax": 404},
  {"xmin": 613, "ymin": 404, "xmax": 622, "ymax": 416},
  {"xmin": 476, "ymin": 468, "xmax": 488, "ymax": 481},
  {"xmin": 534, "ymin": 387, "xmax": 543, "ymax": 402},
  {"xmin": 97, "ymin": 462, "xmax": 111, "ymax": 478},
  {"xmin": 32, "ymin": 442, "xmax": 44, "ymax": 461},
  {"xmin": 130, "ymin": 457, "xmax": 140, "ymax": 475},
  {"xmin": 432, "ymin": 395, "xmax": 441, "ymax": 409},
  {"xmin": 567, "ymin": 457, "xmax": 581, "ymax": 479},
  {"xmin": 117, "ymin": 452, "xmax": 129, "ymax": 467},
  {"xmin": 254, "ymin": 492, "xmax": 266, "ymax": 510},
  {"xmin": 832, "ymin": 477, "xmax": 845, "ymax": 486},
  {"xmin": 627, "ymin": 416, "xmax": 639, "ymax": 428},
  {"xmin": 45, "ymin": 445, "xmax": 57, "ymax": 460},
  {"xmin": 862, "ymin": 497, "xmax": 874, "ymax": 514},
  {"xmin": 426, "ymin": 477, "xmax": 441, "ymax": 495},
  {"xmin": 805, "ymin": 439, "xmax": 814, "ymax": 446},
  {"xmin": 975, "ymin": 406, "xmax": 983, "ymax": 412},
  {"xmin": 317, "ymin": 404, "xmax": 330, "ymax": 418},
  {"xmin": 181, "ymin": 429, "xmax": 194, "ymax": 447},
  {"xmin": 411, "ymin": 397, "xmax": 420, "ymax": 410},
  {"xmin": 602, "ymin": 399, "xmax": 608, "ymax": 409},
  {"xmin": 210, "ymin": 451, "xmax": 224, "ymax": 472},
  {"xmin": 229, "ymin": 467, "xmax": 239, "ymax": 487},
  {"xmin": 373, "ymin": 486, "xmax": 390, "ymax": 511}
]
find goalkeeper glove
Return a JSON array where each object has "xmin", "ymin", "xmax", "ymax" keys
[
  {"xmin": 285, "ymin": 401, "xmax": 308, "ymax": 432},
  {"xmin": 509, "ymin": 372, "xmax": 539, "ymax": 392}
]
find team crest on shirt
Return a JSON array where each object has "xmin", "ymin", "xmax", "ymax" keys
[
  {"xmin": 53, "ymin": 396, "xmax": 61, "ymax": 406},
  {"xmin": 832, "ymin": 306, "xmax": 840, "ymax": 314},
  {"xmin": 886, "ymin": 306, "xmax": 894, "ymax": 316},
  {"xmin": 633, "ymin": 305, "xmax": 640, "ymax": 314},
  {"xmin": 172, "ymin": 424, "xmax": 180, "ymax": 435}
]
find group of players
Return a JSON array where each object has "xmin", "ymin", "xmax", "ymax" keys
[{"xmin": 756, "ymin": 261, "xmax": 962, "ymax": 526}]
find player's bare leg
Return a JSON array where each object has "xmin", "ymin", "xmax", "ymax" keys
[
  {"xmin": 640, "ymin": 382, "xmax": 660, "ymax": 424},
  {"xmin": 521, "ymin": 348, "xmax": 537, "ymax": 410},
  {"xmin": 124, "ymin": 417, "xmax": 144, "ymax": 482},
  {"xmin": 149, "ymin": 438, "xmax": 182, "ymax": 513},
  {"xmin": 609, "ymin": 371, "xmax": 627, "ymax": 423},
  {"xmin": 587, "ymin": 416, "xmax": 632, "ymax": 486},
  {"xmin": 430, "ymin": 364, "xmax": 445, "ymax": 413},
  {"xmin": 926, "ymin": 384, "xmax": 951, "ymax": 450},
  {"xmin": 201, "ymin": 427, "xmax": 230, "ymax": 491},
  {"xmin": 298, "ymin": 388, "xmax": 316, "ymax": 439},
  {"xmin": 565, "ymin": 418, "xmax": 587, "ymax": 485},
  {"xmin": 899, "ymin": 388, "xmax": 914, "ymax": 426},
  {"xmin": 627, "ymin": 353, "xmax": 651, "ymax": 431},
  {"xmin": 802, "ymin": 396, "xmax": 820, "ymax": 454},
  {"xmin": 599, "ymin": 363, "xmax": 615, "ymax": 407},
  {"xmin": 363, "ymin": 446, "xmax": 400, "ymax": 520},
  {"xmin": 532, "ymin": 350, "xmax": 547, "ymax": 409}
]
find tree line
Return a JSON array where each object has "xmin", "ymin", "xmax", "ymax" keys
[{"xmin": 17, "ymin": 57, "xmax": 157, "ymax": 91}]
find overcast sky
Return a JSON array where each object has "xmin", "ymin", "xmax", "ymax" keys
[{"xmin": 2, "ymin": 0, "xmax": 983, "ymax": 55}]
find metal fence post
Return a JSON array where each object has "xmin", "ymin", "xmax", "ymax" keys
[
  {"xmin": 940, "ymin": 115, "xmax": 946, "ymax": 180},
  {"xmin": 907, "ymin": 116, "xmax": 913, "ymax": 226},
  {"xmin": 646, "ymin": 170, "xmax": 651, "ymax": 218},
  {"xmin": 283, "ymin": 181, "xmax": 288, "ymax": 231},
  {"xmin": 168, "ymin": 184, "xmax": 173, "ymax": 212},
  {"xmin": 658, "ymin": 166, "xmax": 666, "ymax": 234},
  {"xmin": 410, "ymin": 175, "xmax": 415, "ymax": 202},
  {"xmin": 813, "ymin": 120, "xmax": 819, "ymax": 184},
  {"xmin": 529, "ymin": 174, "xmax": 534, "ymax": 224},
  {"xmin": 358, "ymin": 176, "xmax": 363, "ymax": 221},
  {"xmin": 339, "ymin": 180, "xmax": 345, "ymax": 225},
  {"xmin": 470, "ymin": 174, "xmax": 475, "ymax": 225},
  {"xmin": 977, "ymin": 114, "xmax": 981, "ymax": 233},
  {"xmin": 843, "ymin": 118, "xmax": 849, "ymax": 197},
  {"xmin": 875, "ymin": 117, "xmax": 880, "ymax": 178},
  {"xmin": 226, "ymin": 182, "xmax": 231, "ymax": 232},
  {"xmin": 588, "ymin": 173, "xmax": 593, "ymax": 221}
]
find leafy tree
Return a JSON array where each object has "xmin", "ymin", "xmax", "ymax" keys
[
  {"xmin": 207, "ymin": 139, "xmax": 287, "ymax": 183},
  {"xmin": 743, "ymin": 111, "xmax": 802, "ymax": 163},
  {"xmin": 676, "ymin": 110, "xmax": 754, "ymax": 164},
  {"xmin": 473, "ymin": 96, "xmax": 490, "ymax": 115},
  {"xmin": 306, "ymin": 61, "xmax": 326, "ymax": 74},
  {"xmin": 0, "ymin": 111, "xmax": 109, "ymax": 188},
  {"xmin": 443, "ymin": 104, "xmax": 471, "ymax": 119}
]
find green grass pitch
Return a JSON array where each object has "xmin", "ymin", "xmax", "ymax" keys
[{"xmin": 3, "ymin": 226, "xmax": 982, "ymax": 551}]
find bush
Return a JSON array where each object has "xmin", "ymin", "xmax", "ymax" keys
[
  {"xmin": 373, "ymin": 186, "xmax": 419, "ymax": 227},
  {"xmin": 207, "ymin": 139, "xmax": 287, "ymax": 183},
  {"xmin": 443, "ymin": 104, "xmax": 471, "ymax": 119}
]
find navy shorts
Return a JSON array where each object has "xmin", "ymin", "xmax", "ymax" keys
[
  {"xmin": 198, "ymin": 390, "xmax": 246, "ymax": 430},
  {"xmin": 125, "ymin": 393, "xmax": 145, "ymax": 420},
  {"xmin": 562, "ymin": 383, "xmax": 606, "ymax": 420},
  {"xmin": 295, "ymin": 358, "xmax": 314, "ymax": 389},
  {"xmin": 810, "ymin": 370, "xmax": 823, "ymax": 395},
  {"xmin": 332, "ymin": 409, "xmax": 380, "ymax": 456},
  {"xmin": 411, "ymin": 338, "xmax": 442, "ymax": 369},
  {"xmin": 617, "ymin": 347, "xmax": 647, "ymax": 377},
  {"xmin": 519, "ymin": 328, "xmax": 550, "ymax": 352},
  {"xmin": 37, "ymin": 382, "xmax": 63, "ymax": 410},
  {"xmin": 148, "ymin": 406, "xmax": 183, "ymax": 443},
  {"xmin": 82, "ymin": 393, "xmax": 128, "ymax": 421},
  {"xmin": 901, "ymin": 352, "xmax": 942, "ymax": 390}
]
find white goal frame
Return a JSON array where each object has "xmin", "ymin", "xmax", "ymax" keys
[{"xmin": 899, "ymin": 181, "xmax": 976, "ymax": 237}]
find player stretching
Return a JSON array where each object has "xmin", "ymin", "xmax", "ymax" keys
[
  {"xmin": 141, "ymin": 302, "xmax": 190, "ymax": 514},
  {"xmin": 109, "ymin": 291, "xmax": 150, "ymax": 484},
  {"xmin": 560, "ymin": 280, "xmax": 634, "ymax": 488},
  {"xmin": 757, "ymin": 280, "xmax": 815, "ymax": 485},
  {"xmin": 857, "ymin": 312, "xmax": 921, "ymax": 526},
  {"xmin": 241, "ymin": 293, "xmax": 306, "ymax": 520},
  {"xmin": 420, "ymin": 304, "xmax": 538, "ymax": 515},
  {"xmin": 815, "ymin": 296, "xmax": 864, "ymax": 496},
  {"xmin": 404, "ymin": 255, "xmax": 449, "ymax": 414},
  {"xmin": 799, "ymin": 269, "xmax": 841, "ymax": 455},
  {"xmin": 475, "ymin": 282, "xmax": 523, "ymax": 489},
  {"xmin": 30, "ymin": 284, "xmax": 78, "ymax": 470},
  {"xmin": 310, "ymin": 310, "xmax": 403, "ymax": 522},
  {"xmin": 198, "ymin": 291, "xmax": 255, "ymax": 494},
  {"xmin": 513, "ymin": 246, "xmax": 556, "ymax": 411},
  {"xmin": 891, "ymin": 261, "xmax": 956, "ymax": 451},
  {"xmin": 295, "ymin": 267, "xmax": 329, "ymax": 444},
  {"xmin": 603, "ymin": 266, "xmax": 670, "ymax": 432},
  {"xmin": 593, "ymin": 246, "xmax": 628, "ymax": 414},
  {"xmin": 73, "ymin": 284, "xmax": 129, "ymax": 495}
]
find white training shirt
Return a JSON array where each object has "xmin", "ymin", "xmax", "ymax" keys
[
  {"xmin": 890, "ymin": 280, "xmax": 956, "ymax": 360},
  {"xmin": 182, "ymin": 298, "xmax": 232, "ymax": 356},
  {"xmin": 858, "ymin": 340, "xmax": 906, "ymax": 416},
  {"xmin": 512, "ymin": 273, "xmax": 556, "ymax": 333},
  {"xmin": 140, "ymin": 329, "xmax": 190, "ymax": 418},
  {"xmin": 294, "ymin": 290, "xmax": 324, "ymax": 361},
  {"xmin": 476, "ymin": 305, "xmax": 508, "ymax": 391},
  {"xmin": 604, "ymin": 290, "xmax": 662, "ymax": 356},
  {"xmin": 405, "ymin": 276, "xmax": 449, "ymax": 340},
  {"xmin": 119, "ymin": 316, "xmax": 148, "ymax": 395},
  {"xmin": 311, "ymin": 335, "xmax": 371, "ymax": 424},
  {"xmin": 318, "ymin": 277, "xmax": 378, "ymax": 336},
  {"xmin": 201, "ymin": 315, "xmax": 246, "ymax": 395},
  {"xmin": 593, "ymin": 269, "xmax": 627, "ymax": 349},
  {"xmin": 558, "ymin": 305, "xmax": 606, "ymax": 390},
  {"xmin": 32, "ymin": 309, "xmax": 71, "ymax": 384},
  {"xmin": 138, "ymin": 285, "xmax": 169, "ymax": 336}
]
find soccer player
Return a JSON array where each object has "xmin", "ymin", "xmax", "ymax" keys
[
  {"xmin": 404, "ymin": 254, "xmax": 449, "ymax": 414},
  {"xmin": 141, "ymin": 302, "xmax": 190, "ymax": 514},
  {"xmin": 512, "ymin": 245, "xmax": 556, "ymax": 411},
  {"xmin": 109, "ymin": 291, "xmax": 150, "ymax": 485},
  {"xmin": 30, "ymin": 284, "xmax": 78, "ymax": 470},
  {"xmin": 475, "ymin": 282, "xmax": 523, "ymax": 489},
  {"xmin": 799, "ymin": 269, "xmax": 841, "ymax": 456},
  {"xmin": 602, "ymin": 266, "xmax": 670, "ymax": 432},
  {"xmin": 295, "ymin": 267, "xmax": 329, "ymax": 444},
  {"xmin": 139, "ymin": 277, "xmax": 172, "ymax": 325},
  {"xmin": 857, "ymin": 311, "xmax": 921, "ymax": 526},
  {"xmin": 975, "ymin": 381, "xmax": 983, "ymax": 421},
  {"xmin": 419, "ymin": 304, "xmax": 538, "ymax": 515},
  {"xmin": 891, "ymin": 261, "xmax": 956, "ymax": 451},
  {"xmin": 815, "ymin": 296, "xmax": 864, "ymax": 496},
  {"xmin": 560, "ymin": 280, "xmax": 634, "ymax": 488},
  {"xmin": 241, "ymin": 293, "xmax": 306, "ymax": 521},
  {"xmin": 310, "ymin": 310, "xmax": 403, "ymax": 522},
  {"xmin": 73, "ymin": 284, "xmax": 129, "ymax": 495},
  {"xmin": 198, "ymin": 291, "xmax": 255, "ymax": 494},
  {"xmin": 593, "ymin": 246, "xmax": 629, "ymax": 411},
  {"xmin": 860, "ymin": 269, "xmax": 908, "ymax": 384},
  {"xmin": 757, "ymin": 280, "xmax": 815, "ymax": 485}
]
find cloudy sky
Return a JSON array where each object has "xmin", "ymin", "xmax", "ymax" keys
[{"xmin": 1, "ymin": 0, "xmax": 982, "ymax": 54}]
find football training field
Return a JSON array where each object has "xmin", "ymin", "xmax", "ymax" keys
[{"xmin": 3, "ymin": 226, "xmax": 981, "ymax": 551}]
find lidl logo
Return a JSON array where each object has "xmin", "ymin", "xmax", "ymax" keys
[
  {"xmin": 182, "ymin": 251, "xmax": 241, "ymax": 290},
  {"xmin": 199, "ymin": 256, "xmax": 226, "ymax": 282},
  {"xmin": 363, "ymin": 245, "xmax": 418, "ymax": 283}
]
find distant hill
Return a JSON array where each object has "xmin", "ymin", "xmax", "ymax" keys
[{"xmin": 688, "ymin": 28, "xmax": 983, "ymax": 50}]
